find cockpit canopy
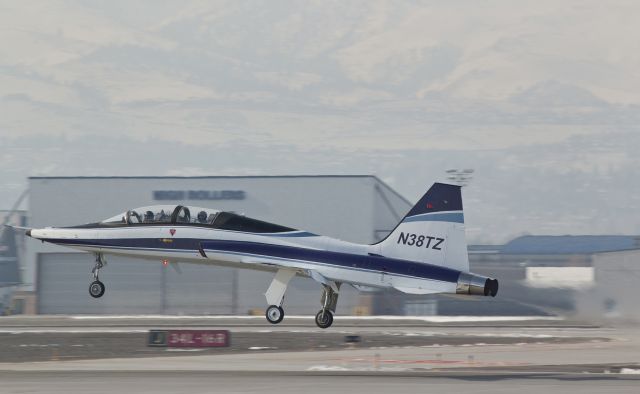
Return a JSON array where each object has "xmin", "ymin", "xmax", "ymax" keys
[
  {"xmin": 102, "ymin": 205, "xmax": 220, "ymax": 225},
  {"xmin": 100, "ymin": 205, "xmax": 296, "ymax": 233}
]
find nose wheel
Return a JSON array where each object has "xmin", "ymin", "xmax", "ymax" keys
[
  {"xmin": 264, "ymin": 269, "xmax": 296, "ymax": 325},
  {"xmin": 265, "ymin": 305, "xmax": 284, "ymax": 324},
  {"xmin": 89, "ymin": 280, "xmax": 105, "ymax": 298},
  {"xmin": 89, "ymin": 253, "xmax": 107, "ymax": 298}
]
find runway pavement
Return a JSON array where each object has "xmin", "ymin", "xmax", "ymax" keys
[
  {"xmin": 0, "ymin": 316, "xmax": 602, "ymax": 363},
  {"xmin": 1, "ymin": 370, "xmax": 639, "ymax": 394},
  {"xmin": 0, "ymin": 314, "xmax": 571, "ymax": 330},
  {"xmin": 0, "ymin": 316, "xmax": 638, "ymax": 393}
]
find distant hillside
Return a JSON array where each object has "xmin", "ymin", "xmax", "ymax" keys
[{"xmin": 1, "ymin": 1, "xmax": 639, "ymax": 241}]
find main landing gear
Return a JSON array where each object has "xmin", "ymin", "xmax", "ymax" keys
[
  {"xmin": 89, "ymin": 253, "xmax": 106, "ymax": 298},
  {"xmin": 315, "ymin": 284, "xmax": 339, "ymax": 329},
  {"xmin": 315, "ymin": 310, "xmax": 333, "ymax": 329},
  {"xmin": 263, "ymin": 268, "xmax": 340, "ymax": 329}
]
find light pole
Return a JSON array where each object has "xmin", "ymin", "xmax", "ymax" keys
[{"xmin": 445, "ymin": 168, "xmax": 474, "ymax": 187}]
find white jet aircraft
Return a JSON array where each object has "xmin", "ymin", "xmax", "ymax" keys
[{"xmin": 26, "ymin": 182, "xmax": 498, "ymax": 328}]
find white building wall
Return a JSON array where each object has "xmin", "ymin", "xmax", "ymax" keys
[{"xmin": 576, "ymin": 249, "xmax": 640, "ymax": 324}]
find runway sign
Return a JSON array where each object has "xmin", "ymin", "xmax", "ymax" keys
[{"xmin": 147, "ymin": 330, "xmax": 230, "ymax": 347}]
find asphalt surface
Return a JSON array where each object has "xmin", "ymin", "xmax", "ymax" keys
[
  {"xmin": 1, "ymin": 371, "xmax": 639, "ymax": 394},
  {"xmin": 0, "ymin": 316, "xmax": 638, "ymax": 393},
  {"xmin": 0, "ymin": 328, "xmax": 598, "ymax": 363},
  {"xmin": 0, "ymin": 314, "xmax": 575, "ymax": 329}
]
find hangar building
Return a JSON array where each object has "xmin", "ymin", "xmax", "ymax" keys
[{"xmin": 26, "ymin": 176, "xmax": 411, "ymax": 315}]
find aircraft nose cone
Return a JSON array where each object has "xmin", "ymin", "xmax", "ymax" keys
[{"xmin": 26, "ymin": 229, "xmax": 32, "ymax": 237}]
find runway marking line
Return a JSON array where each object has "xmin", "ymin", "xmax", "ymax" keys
[{"xmin": 332, "ymin": 356, "xmax": 530, "ymax": 367}]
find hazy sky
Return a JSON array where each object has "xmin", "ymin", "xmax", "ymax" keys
[{"xmin": 1, "ymin": 0, "xmax": 639, "ymax": 242}]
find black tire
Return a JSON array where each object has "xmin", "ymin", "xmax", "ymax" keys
[
  {"xmin": 89, "ymin": 280, "xmax": 105, "ymax": 298},
  {"xmin": 265, "ymin": 305, "xmax": 284, "ymax": 324},
  {"xmin": 315, "ymin": 309, "xmax": 333, "ymax": 329}
]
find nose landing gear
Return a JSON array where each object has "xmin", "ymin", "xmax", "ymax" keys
[
  {"xmin": 265, "ymin": 305, "xmax": 284, "ymax": 324},
  {"xmin": 89, "ymin": 280, "xmax": 105, "ymax": 298},
  {"xmin": 89, "ymin": 253, "xmax": 106, "ymax": 299},
  {"xmin": 263, "ymin": 269, "xmax": 296, "ymax": 325}
]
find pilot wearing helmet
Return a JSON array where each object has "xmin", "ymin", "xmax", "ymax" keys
[
  {"xmin": 144, "ymin": 211, "xmax": 155, "ymax": 223},
  {"xmin": 156, "ymin": 210, "xmax": 169, "ymax": 222},
  {"xmin": 197, "ymin": 210, "xmax": 208, "ymax": 224}
]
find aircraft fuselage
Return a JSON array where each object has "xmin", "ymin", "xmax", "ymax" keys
[
  {"xmin": 25, "ymin": 183, "xmax": 499, "ymax": 328},
  {"xmin": 29, "ymin": 224, "xmax": 461, "ymax": 294}
]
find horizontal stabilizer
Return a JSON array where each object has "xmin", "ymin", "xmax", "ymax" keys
[
  {"xmin": 3, "ymin": 225, "xmax": 31, "ymax": 231},
  {"xmin": 393, "ymin": 286, "xmax": 439, "ymax": 295},
  {"xmin": 393, "ymin": 280, "xmax": 454, "ymax": 294}
]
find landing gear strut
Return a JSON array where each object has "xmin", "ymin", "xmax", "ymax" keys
[
  {"xmin": 264, "ymin": 269, "xmax": 296, "ymax": 325},
  {"xmin": 89, "ymin": 253, "xmax": 106, "ymax": 298},
  {"xmin": 315, "ymin": 284, "xmax": 339, "ymax": 329}
]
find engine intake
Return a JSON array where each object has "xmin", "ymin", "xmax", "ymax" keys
[{"xmin": 456, "ymin": 272, "xmax": 499, "ymax": 297}]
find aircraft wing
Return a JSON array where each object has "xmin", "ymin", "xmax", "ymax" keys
[
  {"xmin": 200, "ymin": 240, "xmax": 318, "ymax": 272},
  {"xmin": 236, "ymin": 253, "xmax": 343, "ymax": 293},
  {"xmin": 199, "ymin": 240, "xmax": 451, "ymax": 295},
  {"xmin": 239, "ymin": 255, "xmax": 302, "ymax": 271},
  {"xmin": 199, "ymin": 250, "xmax": 296, "ymax": 272},
  {"xmin": 201, "ymin": 241, "xmax": 355, "ymax": 292},
  {"xmin": 350, "ymin": 284, "xmax": 379, "ymax": 292}
]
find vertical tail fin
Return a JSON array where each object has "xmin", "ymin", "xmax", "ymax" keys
[{"xmin": 373, "ymin": 183, "xmax": 469, "ymax": 272}]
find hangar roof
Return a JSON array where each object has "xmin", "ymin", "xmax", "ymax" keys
[{"xmin": 501, "ymin": 235, "xmax": 640, "ymax": 255}]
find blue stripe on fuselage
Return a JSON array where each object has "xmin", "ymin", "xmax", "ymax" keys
[
  {"xmin": 42, "ymin": 237, "xmax": 461, "ymax": 284},
  {"xmin": 200, "ymin": 240, "xmax": 460, "ymax": 284},
  {"xmin": 268, "ymin": 231, "xmax": 318, "ymax": 237},
  {"xmin": 403, "ymin": 212, "xmax": 464, "ymax": 223},
  {"xmin": 44, "ymin": 237, "xmax": 202, "ymax": 251}
]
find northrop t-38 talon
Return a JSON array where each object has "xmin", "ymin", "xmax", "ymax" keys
[{"xmin": 25, "ymin": 183, "xmax": 498, "ymax": 328}]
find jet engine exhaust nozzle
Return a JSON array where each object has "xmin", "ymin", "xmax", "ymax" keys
[{"xmin": 456, "ymin": 272, "xmax": 499, "ymax": 297}]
